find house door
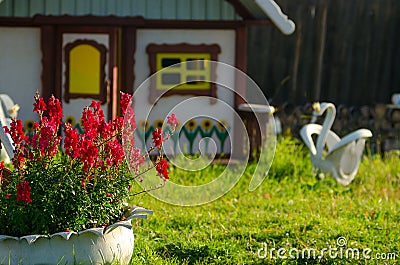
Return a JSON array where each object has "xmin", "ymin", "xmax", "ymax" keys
[{"xmin": 56, "ymin": 27, "xmax": 119, "ymax": 125}]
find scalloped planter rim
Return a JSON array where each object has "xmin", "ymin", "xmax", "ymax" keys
[{"xmin": 0, "ymin": 207, "xmax": 152, "ymax": 265}]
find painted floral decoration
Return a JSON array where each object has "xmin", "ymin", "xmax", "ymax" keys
[{"xmin": 0, "ymin": 92, "xmax": 177, "ymax": 237}]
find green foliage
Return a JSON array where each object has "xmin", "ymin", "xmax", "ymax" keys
[
  {"xmin": 264, "ymin": 136, "xmax": 314, "ymax": 182},
  {"xmin": 0, "ymin": 153, "xmax": 132, "ymax": 237}
]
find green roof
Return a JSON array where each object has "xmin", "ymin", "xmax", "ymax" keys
[{"xmin": 0, "ymin": 0, "xmax": 241, "ymax": 20}]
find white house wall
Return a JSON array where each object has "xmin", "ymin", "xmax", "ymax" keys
[
  {"xmin": 134, "ymin": 29, "xmax": 236, "ymax": 154},
  {"xmin": 0, "ymin": 27, "xmax": 41, "ymax": 122}
]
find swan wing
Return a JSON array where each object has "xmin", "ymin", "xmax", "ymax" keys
[
  {"xmin": 301, "ymin": 124, "xmax": 341, "ymax": 155},
  {"xmin": 300, "ymin": 124, "xmax": 320, "ymax": 155},
  {"xmin": 0, "ymin": 119, "xmax": 14, "ymax": 160},
  {"xmin": 328, "ymin": 129, "xmax": 372, "ymax": 154}
]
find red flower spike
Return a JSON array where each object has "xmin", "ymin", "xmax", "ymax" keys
[
  {"xmin": 167, "ymin": 113, "xmax": 178, "ymax": 127},
  {"xmin": 127, "ymin": 147, "xmax": 143, "ymax": 174},
  {"xmin": 79, "ymin": 141, "xmax": 99, "ymax": 172},
  {"xmin": 125, "ymin": 106, "xmax": 136, "ymax": 126},
  {"xmin": 4, "ymin": 120, "xmax": 28, "ymax": 170},
  {"xmin": 156, "ymin": 159, "xmax": 169, "ymax": 180},
  {"xmin": 81, "ymin": 107, "xmax": 98, "ymax": 141},
  {"xmin": 16, "ymin": 179, "xmax": 32, "ymax": 205},
  {"xmin": 64, "ymin": 124, "xmax": 80, "ymax": 159},
  {"xmin": 33, "ymin": 95, "xmax": 46, "ymax": 114},
  {"xmin": 152, "ymin": 128, "xmax": 164, "ymax": 147},
  {"xmin": 48, "ymin": 96, "xmax": 64, "ymax": 126},
  {"xmin": 120, "ymin": 92, "xmax": 132, "ymax": 116},
  {"xmin": 89, "ymin": 100, "xmax": 106, "ymax": 132},
  {"xmin": 5, "ymin": 120, "xmax": 27, "ymax": 146},
  {"xmin": 105, "ymin": 138, "xmax": 124, "ymax": 167},
  {"xmin": 90, "ymin": 100, "xmax": 101, "ymax": 111}
]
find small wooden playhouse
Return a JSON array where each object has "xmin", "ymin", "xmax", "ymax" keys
[{"xmin": 0, "ymin": 0, "xmax": 294, "ymax": 156}]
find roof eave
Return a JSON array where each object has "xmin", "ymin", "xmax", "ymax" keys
[
  {"xmin": 232, "ymin": 0, "xmax": 295, "ymax": 35},
  {"xmin": 253, "ymin": 0, "xmax": 295, "ymax": 35}
]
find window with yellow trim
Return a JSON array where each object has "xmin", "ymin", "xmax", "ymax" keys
[
  {"xmin": 146, "ymin": 43, "xmax": 221, "ymax": 103},
  {"xmin": 156, "ymin": 53, "xmax": 211, "ymax": 90},
  {"xmin": 69, "ymin": 44, "xmax": 101, "ymax": 95},
  {"xmin": 64, "ymin": 40, "xmax": 107, "ymax": 103}
]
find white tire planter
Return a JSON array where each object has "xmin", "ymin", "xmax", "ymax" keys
[{"xmin": 0, "ymin": 207, "xmax": 152, "ymax": 265}]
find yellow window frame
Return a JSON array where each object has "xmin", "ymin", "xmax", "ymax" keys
[
  {"xmin": 146, "ymin": 43, "xmax": 221, "ymax": 104},
  {"xmin": 64, "ymin": 39, "xmax": 107, "ymax": 103},
  {"xmin": 69, "ymin": 44, "xmax": 101, "ymax": 95},
  {"xmin": 156, "ymin": 53, "xmax": 211, "ymax": 90}
]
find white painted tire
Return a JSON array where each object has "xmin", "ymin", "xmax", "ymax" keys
[
  {"xmin": 0, "ymin": 222, "xmax": 133, "ymax": 265},
  {"xmin": 0, "ymin": 207, "xmax": 152, "ymax": 264}
]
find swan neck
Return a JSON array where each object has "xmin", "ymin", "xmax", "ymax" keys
[{"xmin": 316, "ymin": 105, "xmax": 335, "ymax": 156}]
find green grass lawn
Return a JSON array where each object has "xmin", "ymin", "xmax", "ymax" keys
[{"xmin": 129, "ymin": 138, "xmax": 400, "ymax": 264}]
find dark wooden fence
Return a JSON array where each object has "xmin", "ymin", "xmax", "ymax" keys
[{"xmin": 247, "ymin": 0, "xmax": 400, "ymax": 106}]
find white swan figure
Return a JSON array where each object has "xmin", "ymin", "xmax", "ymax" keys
[{"xmin": 300, "ymin": 102, "xmax": 372, "ymax": 185}]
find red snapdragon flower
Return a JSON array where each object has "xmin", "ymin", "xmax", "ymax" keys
[
  {"xmin": 16, "ymin": 179, "xmax": 32, "ymax": 205},
  {"xmin": 33, "ymin": 94, "xmax": 46, "ymax": 114},
  {"xmin": 29, "ymin": 95, "xmax": 64, "ymax": 160},
  {"xmin": 4, "ymin": 120, "xmax": 28, "ymax": 170},
  {"xmin": 89, "ymin": 100, "xmax": 105, "ymax": 132},
  {"xmin": 4, "ymin": 119, "xmax": 27, "ymax": 146},
  {"xmin": 81, "ymin": 107, "xmax": 98, "ymax": 141},
  {"xmin": 105, "ymin": 139, "xmax": 125, "ymax": 166},
  {"xmin": 156, "ymin": 159, "xmax": 169, "ymax": 180},
  {"xmin": 64, "ymin": 96, "xmax": 130, "ymax": 173},
  {"xmin": 167, "ymin": 114, "xmax": 178, "ymax": 127},
  {"xmin": 47, "ymin": 95, "xmax": 64, "ymax": 126},
  {"xmin": 127, "ymin": 147, "xmax": 143, "ymax": 174},
  {"xmin": 122, "ymin": 98, "xmax": 141, "ymax": 173},
  {"xmin": 80, "ymin": 140, "xmax": 99, "ymax": 172},
  {"xmin": 33, "ymin": 117, "xmax": 61, "ymax": 158},
  {"xmin": 64, "ymin": 124, "xmax": 80, "ymax": 158},
  {"xmin": 152, "ymin": 128, "xmax": 164, "ymax": 147},
  {"xmin": 120, "ymin": 92, "xmax": 133, "ymax": 116},
  {"xmin": 122, "ymin": 100, "xmax": 136, "ymax": 158}
]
